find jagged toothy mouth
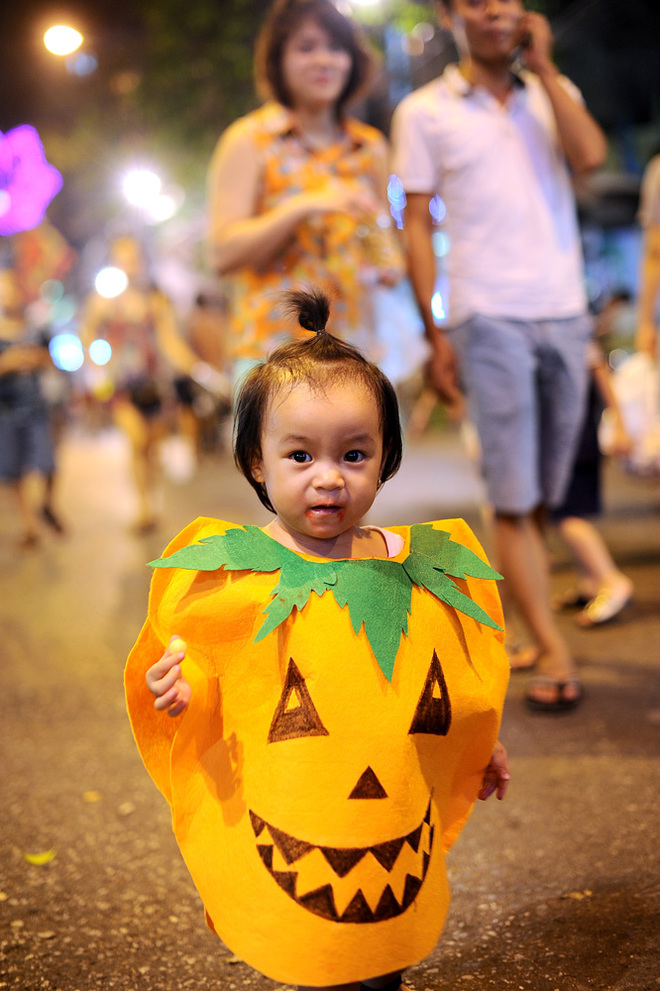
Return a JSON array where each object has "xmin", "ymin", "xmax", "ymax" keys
[{"xmin": 249, "ymin": 799, "xmax": 434, "ymax": 923}]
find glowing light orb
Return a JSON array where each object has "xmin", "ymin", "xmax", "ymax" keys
[
  {"xmin": 95, "ymin": 266, "xmax": 128, "ymax": 298},
  {"xmin": 122, "ymin": 169, "xmax": 161, "ymax": 207},
  {"xmin": 49, "ymin": 333, "xmax": 84, "ymax": 372},
  {"xmin": 44, "ymin": 26, "xmax": 83, "ymax": 57},
  {"xmin": 431, "ymin": 292, "xmax": 446, "ymax": 321},
  {"xmin": 146, "ymin": 193, "xmax": 178, "ymax": 223},
  {"xmin": 67, "ymin": 52, "xmax": 98, "ymax": 76},
  {"xmin": 432, "ymin": 231, "xmax": 450, "ymax": 258},
  {"xmin": 89, "ymin": 339, "xmax": 112, "ymax": 366},
  {"xmin": 39, "ymin": 279, "xmax": 64, "ymax": 304},
  {"xmin": 429, "ymin": 195, "xmax": 447, "ymax": 224}
]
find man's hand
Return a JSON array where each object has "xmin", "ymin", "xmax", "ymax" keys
[
  {"xmin": 427, "ymin": 332, "xmax": 462, "ymax": 406},
  {"xmin": 518, "ymin": 11, "xmax": 556, "ymax": 78}
]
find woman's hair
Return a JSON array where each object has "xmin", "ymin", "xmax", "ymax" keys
[
  {"xmin": 234, "ymin": 286, "xmax": 403, "ymax": 513},
  {"xmin": 254, "ymin": 0, "xmax": 374, "ymax": 115}
]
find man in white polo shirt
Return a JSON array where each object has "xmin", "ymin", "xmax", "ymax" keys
[{"xmin": 392, "ymin": 0, "xmax": 607, "ymax": 712}]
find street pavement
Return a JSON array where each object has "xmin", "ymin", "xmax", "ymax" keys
[{"xmin": 1, "ymin": 424, "xmax": 659, "ymax": 991}]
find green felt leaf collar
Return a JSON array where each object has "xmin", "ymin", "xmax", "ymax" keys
[{"xmin": 149, "ymin": 524, "xmax": 502, "ymax": 682}]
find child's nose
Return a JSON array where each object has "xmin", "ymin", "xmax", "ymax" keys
[{"xmin": 313, "ymin": 466, "xmax": 344, "ymax": 489}]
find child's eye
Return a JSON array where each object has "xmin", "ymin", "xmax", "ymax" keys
[
  {"xmin": 289, "ymin": 451, "xmax": 311, "ymax": 463},
  {"xmin": 344, "ymin": 450, "xmax": 366, "ymax": 463}
]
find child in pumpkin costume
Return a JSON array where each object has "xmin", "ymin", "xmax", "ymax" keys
[{"xmin": 125, "ymin": 288, "xmax": 510, "ymax": 990}]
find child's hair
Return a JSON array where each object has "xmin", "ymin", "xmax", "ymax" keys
[
  {"xmin": 254, "ymin": 0, "xmax": 374, "ymax": 116},
  {"xmin": 234, "ymin": 286, "xmax": 403, "ymax": 513}
]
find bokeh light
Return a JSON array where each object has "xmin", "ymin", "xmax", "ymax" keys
[
  {"xmin": 122, "ymin": 169, "xmax": 161, "ymax": 207},
  {"xmin": 67, "ymin": 52, "xmax": 98, "ymax": 77},
  {"xmin": 431, "ymin": 292, "xmax": 446, "ymax": 322},
  {"xmin": 95, "ymin": 266, "xmax": 128, "ymax": 298},
  {"xmin": 44, "ymin": 26, "xmax": 83, "ymax": 57},
  {"xmin": 146, "ymin": 193, "xmax": 178, "ymax": 223},
  {"xmin": 432, "ymin": 231, "xmax": 451, "ymax": 258},
  {"xmin": 39, "ymin": 279, "xmax": 64, "ymax": 304},
  {"xmin": 51, "ymin": 295, "xmax": 78, "ymax": 326},
  {"xmin": 429, "ymin": 194, "xmax": 447, "ymax": 224},
  {"xmin": 49, "ymin": 333, "xmax": 84, "ymax": 372},
  {"xmin": 89, "ymin": 339, "xmax": 112, "ymax": 366}
]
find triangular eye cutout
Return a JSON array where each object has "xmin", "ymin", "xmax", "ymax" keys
[
  {"xmin": 268, "ymin": 658, "xmax": 329, "ymax": 743},
  {"xmin": 408, "ymin": 650, "xmax": 452, "ymax": 736}
]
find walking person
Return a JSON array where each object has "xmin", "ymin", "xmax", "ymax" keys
[{"xmin": 392, "ymin": 0, "xmax": 607, "ymax": 711}]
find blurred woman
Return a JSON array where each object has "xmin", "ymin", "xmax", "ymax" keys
[
  {"xmin": 79, "ymin": 237, "xmax": 222, "ymax": 532},
  {"xmin": 208, "ymin": 0, "xmax": 407, "ymax": 385}
]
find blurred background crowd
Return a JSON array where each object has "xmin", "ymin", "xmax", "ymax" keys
[{"xmin": 1, "ymin": 0, "xmax": 659, "ymax": 543}]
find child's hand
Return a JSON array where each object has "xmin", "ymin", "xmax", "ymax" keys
[
  {"xmin": 146, "ymin": 636, "xmax": 192, "ymax": 717},
  {"xmin": 478, "ymin": 740, "xmax": 510, "ymax": 801}
]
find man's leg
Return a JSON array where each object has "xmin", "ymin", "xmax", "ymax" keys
[{"xmin": 493, "ymin": 510, "xmax": 580, "ymax": 705}]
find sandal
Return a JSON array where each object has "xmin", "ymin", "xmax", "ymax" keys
[
  {"xmin": 575, "ymin": 585, "xmax": 633, "ymax": 628},
  {"xmin": 41, "ymin": 505, "xmax": 66, "ymax": 535},
  {"xmin": 552, "ymin": 586, "xmax": 592, "ymax": 611},
  {"xmin": 525, "ymin": 676, "xmax": 583, "ymax": 713}
]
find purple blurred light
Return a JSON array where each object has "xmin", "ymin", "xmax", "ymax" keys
[{"xmin": 0, "ymin": 125, "xmax": 63, "ymax": 236}]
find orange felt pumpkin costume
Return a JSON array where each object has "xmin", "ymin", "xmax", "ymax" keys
[{"xmin": 125, "ymin": 518, "xmax": 509, "ymax": 986}]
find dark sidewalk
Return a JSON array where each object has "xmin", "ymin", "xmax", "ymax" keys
[{"xmin": 1, "ymin": 426, "xmax": 659, "ymax": 991}]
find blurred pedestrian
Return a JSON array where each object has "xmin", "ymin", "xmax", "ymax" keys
[
  {"xmin": 207, "ymin": 0, "xmax": 410, "ymax": 389},
  {"xmin": 636, "ymin": 152, "xmax": 660, "ymax": 359},
  {"xmin": 551, "ymin": 296, "xmax": 634, "ymax": 628},
  {"xmin": 0, "ymin": 267, "xmax": 60, "ymax": 547},
  {"xmin": 392, "ymin": 0, "xmax": 607, "ymax": 711},
  {"xmin": 80, "ymin": 237, "xmax": 226, "ymax": 532}
]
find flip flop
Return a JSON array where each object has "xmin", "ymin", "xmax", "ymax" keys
[
  {"xmin": 525, "ymin": 676, "xmax": 583, "ymax": 713},
  {"xmin": 553, "ymin": 587, "xmax": 591, "ymax": 611}
]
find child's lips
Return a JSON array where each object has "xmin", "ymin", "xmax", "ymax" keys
[{"xmin": 306, "ymin": 504, "xmax": 343, "ymax": 519}]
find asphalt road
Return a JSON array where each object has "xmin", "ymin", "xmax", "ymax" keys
[{"xmin": 2, "ymin": 425, "xmax": 659, "ymax": 991}]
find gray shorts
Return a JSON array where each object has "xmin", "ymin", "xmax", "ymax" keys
[
  {"xmin": 449, "ymin": 314, "xmax": 592, "ymax": 514},
  {"xmin": 0, "ymin": 406, "xmax": 55, "ymax": 482}
]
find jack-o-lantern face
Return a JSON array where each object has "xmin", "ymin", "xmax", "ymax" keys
[
  {"xmin": 127, "ymin": 520, "xmax": 508, "ymax": 987},
  {"xmin": 247, "ymin": 652, "xmax": 450, "ymax": 924}
]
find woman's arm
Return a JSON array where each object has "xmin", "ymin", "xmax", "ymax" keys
[
  {"xmin": 207, "ymin": 120, "xmax": 379, "ymax": 276},
  {"xmin": 636, "ymin": 224, "xmax": 660, "ymax": 358}
]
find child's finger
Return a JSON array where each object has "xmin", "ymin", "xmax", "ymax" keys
[{"xmin": 154, "ymin": 684, "xmax": 182, "ymax": 711}]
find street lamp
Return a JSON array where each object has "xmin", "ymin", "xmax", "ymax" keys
[{"xmin": 43, "ymin": 25, "xmax": 83, "ymax": 57}]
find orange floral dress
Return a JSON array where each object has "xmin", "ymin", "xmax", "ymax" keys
[{"xmin": 220, "ymin": 102, "xmax": 405, "ymax": 362}]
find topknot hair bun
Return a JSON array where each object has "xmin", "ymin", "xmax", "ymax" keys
[{"xmin": 283, "ymin": 286, "xmax": 331, "ymax": 335}]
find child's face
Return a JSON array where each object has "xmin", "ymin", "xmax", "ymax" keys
[{"xmin": 252, "ymin": 380, "xmax": 383, "ymax": 549}]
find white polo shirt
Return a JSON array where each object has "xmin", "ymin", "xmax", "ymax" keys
[{"xmin": 392, "ymin": 64, "xmax": 588, "ymax": 326}]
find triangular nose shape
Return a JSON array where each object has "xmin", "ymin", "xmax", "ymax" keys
[{"xmin": 348, "ymin": 766, "xmax": 388, "ymax": 799}]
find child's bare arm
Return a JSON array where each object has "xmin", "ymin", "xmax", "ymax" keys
[
  {"xmin": 146, "ymin": 636, "xmax": 192, "ymax": 717},
  {"xmin": 478, "ymin": 740, "xmax": 510, "ymax": 801}
]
